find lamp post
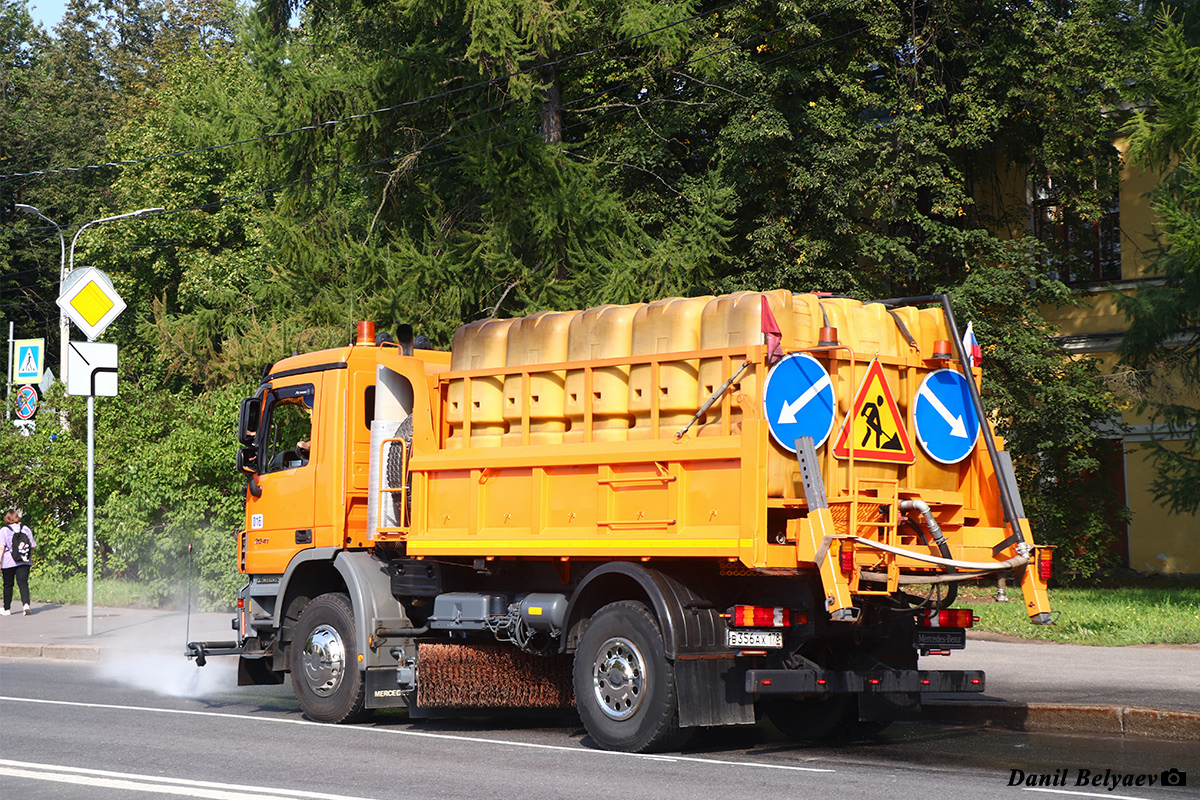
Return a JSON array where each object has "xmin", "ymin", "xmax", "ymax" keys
[
  {"xmin": 15, "ymin": 204, "xmax": 68, "ymax": 388},
  {"xmin": 68, "ymin": 207, "xmax": 164, "ymax": 636},
  {"xmin": 68, "ymin": 208, "xmax": 164, "ymax": 274}
]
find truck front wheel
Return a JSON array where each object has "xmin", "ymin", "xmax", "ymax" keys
[
  {"xmin": 291, "ymin": 593, "xmax": 367, "ymax": 724},
  {"xmin": 573, "ymin": 601, "xmax": 687, "ymax": 753}
]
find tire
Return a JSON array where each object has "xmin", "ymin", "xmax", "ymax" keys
[
  {"xmin": 290, "ymin": 593, "xmax": 367, "ymax": 724},
  {"xmin": 572, "ymin": 601, "xmax": 687, "ymax": 753},
  {"xmin": 761, "ymin": 694, "xmax": 853, "ymax": 742}
]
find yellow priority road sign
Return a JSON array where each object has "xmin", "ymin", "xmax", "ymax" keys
[
  {"xmin": 832, "ymin": 358, "xmax": 916, "ymax": 464},
  {"xmin": 57, "ymin": 267, "xmax": 127, "ymax": 341}
]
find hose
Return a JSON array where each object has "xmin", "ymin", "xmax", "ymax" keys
[{"xmin": 899, "ymin": 499, "xmax": 956, "ymax": 608}]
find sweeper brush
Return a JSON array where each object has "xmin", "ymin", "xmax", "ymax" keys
[{"xmin": 417, "ymin": 643, "xmax": 576, "ymax": 709}]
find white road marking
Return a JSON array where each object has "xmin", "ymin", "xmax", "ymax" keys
[
  {"xmin": 0, "ymin": 696, "xmax": 835, "ymax": 773},
  {"xmin": 1024, "ymin": 788, "xmax": 1159, "ymax": 800},
  {"xmin": 0, "ymin": 759, "xmax": 374, "ymax": 800}
]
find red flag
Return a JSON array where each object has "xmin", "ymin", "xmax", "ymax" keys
[{"xmin": 761, "ymin": 295, "xmax": 783, "ymax": 365}]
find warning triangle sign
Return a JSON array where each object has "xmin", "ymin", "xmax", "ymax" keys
[{"xmin": 832, "ymin": 358, "xmax": 916, "ymax": 464}]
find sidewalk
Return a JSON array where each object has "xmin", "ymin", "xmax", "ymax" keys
[
  {"xmin": 2, "ymin": 603, "xmax": 1198, "ymax": 740},
  {"xmin": 0, "ymin": 602, "xmax": 232, "ymax": 661}
]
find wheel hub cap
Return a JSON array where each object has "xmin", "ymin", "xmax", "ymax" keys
[
  {"xmin": 301, "ymin": 623, "xmax": 345, "ymax": 697},
  {"xmin": 591, "ymin": 636, "xmax": 646, "ymax": 720}
]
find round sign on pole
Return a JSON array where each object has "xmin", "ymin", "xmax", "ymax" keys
[
  {"xmin": 762, "ymin": 353, "xmax": 836, "ymax": 453},
  {"xmin": 15, "ymin": 385, "xmax": 39, "ymax": 420},
  {"xmin": 913, "ymin": 369, "xmax": 981, "ymax": 465}
]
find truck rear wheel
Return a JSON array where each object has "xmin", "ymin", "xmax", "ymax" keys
[
  {"xmin": 573, "ymin": 600, "xmax": 687, "ymax": 753},
  {"xmin": 291, "ymin": 593, "xmax": 367, "ymax": 724}
]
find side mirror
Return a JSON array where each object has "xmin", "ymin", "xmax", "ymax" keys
[
  {"xmin": 236, "ymin": 445, "xmax": 258, "ymax": 475},
  {"xmin": 238, "ymin": 397, "xmax": 261, "ymax": 446}
]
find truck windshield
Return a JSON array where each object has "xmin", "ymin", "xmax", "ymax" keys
[{"xmin": 263, "ymin": 386, "xmax": 314, "ymax": 473}]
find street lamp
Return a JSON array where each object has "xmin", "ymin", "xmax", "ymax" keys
[
  {"xmin": 15, "ymin": 204, "xmax": 68, "ymax": 388},
  {"xmin": 69, "ymin": 207, "xmax": 165, "ymax": 273}
]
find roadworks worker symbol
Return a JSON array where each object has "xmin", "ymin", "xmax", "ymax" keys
[{"xmin": 832, "ymin": 358, "xmax": 916, "ymax": 464}]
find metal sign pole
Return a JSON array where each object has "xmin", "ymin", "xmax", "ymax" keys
[
  {"xmin": 87, "ymin": 394, "xmax": 95, "ymax": 636},
  {"xmin": 5, "ymin": 322, "xmax": 11, "ymax": 421}
]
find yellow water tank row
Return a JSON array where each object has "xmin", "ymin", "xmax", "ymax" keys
[{"xmin": 443, "ymin": 291, "xmax": 953, "ymax": 455}]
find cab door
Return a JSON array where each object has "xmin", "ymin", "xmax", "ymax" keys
[{"xmin": 246, "ymin": 380, "xmax": 320, "ymax": 574}]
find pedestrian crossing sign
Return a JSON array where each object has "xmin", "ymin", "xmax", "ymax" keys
[
  {"xmin": 12, "ymin": 338, "xmax": 45, "ymax": 384},
  {"xmin": 832, "ymin": 358, "xmax": 916, "ymax": 464}
]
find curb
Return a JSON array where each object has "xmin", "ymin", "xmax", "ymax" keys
[
  {"xmin": 923, "ymin": 700, "xmax": 1200, "ymax": 741},
  {"xmin": 0, "ymin": 643, "xmax": 101, "ymax": 661}
]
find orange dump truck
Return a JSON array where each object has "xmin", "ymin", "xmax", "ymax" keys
[{"xmin": 188, "ymin": 290, "xmax": 1053, "ymax": 753}]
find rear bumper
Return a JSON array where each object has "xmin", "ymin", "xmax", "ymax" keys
[{"xmin": 745, "ymin": 668, "xmax": 985, "ymax": 696}]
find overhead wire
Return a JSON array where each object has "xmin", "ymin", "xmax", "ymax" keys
[
  {"xmin": 0, "ymin": 0, "xmax": 754, "ymax": 181},
  {"xmin": 6, "ymin": 0, "xmax": 869, "ymax": 271},
  {"xmin": 137, "ymin": 0, "xmax": 869, "ymax": 219}
]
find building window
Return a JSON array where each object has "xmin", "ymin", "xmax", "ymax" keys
[{"xmin": 1031, "ymin": 184, "xmax": 1121, "ymax": 284}]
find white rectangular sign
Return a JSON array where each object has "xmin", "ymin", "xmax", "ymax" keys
[{"xmin": 67, "ymin": 341, "xmax": 119, "ymax": 397}]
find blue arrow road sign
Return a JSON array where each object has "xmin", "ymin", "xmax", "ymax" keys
[
  {"xmin": 763, "ymin": 353, "xmax": 836, "ymax": 452},
  {"xmin": 913, "ymin": 369, "xmax": 981, "ymax": 464}
]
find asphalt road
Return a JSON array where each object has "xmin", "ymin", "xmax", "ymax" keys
[{"xmin": 1, "ymin": 658, "xmax": 1197, "ymax": 800}]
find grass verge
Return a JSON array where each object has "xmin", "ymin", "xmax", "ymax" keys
[
  {"xmin": 32, "ymin": 576, "xmax": 164, "ymax": 609},
  {"xmin": 958, "ymin": 578, "xmax": 1200, "ymax": 646}
]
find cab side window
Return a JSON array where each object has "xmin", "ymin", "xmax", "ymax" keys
[{"xmin": 263, "ymin": 386, "xmax": 315, "ymax": 473}]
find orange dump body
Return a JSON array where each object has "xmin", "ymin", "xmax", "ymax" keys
[{"xmin": 243, "ymin": 291, "xmax": 1051, "ymax": 621}]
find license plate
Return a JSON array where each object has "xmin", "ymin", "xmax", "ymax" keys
[
  {"xmin": 915, "ymin": 628, "xmax": 966, "ymax": 649},
  {"xmin": 726, "ymin": 629, "xmax": 784, "ymax": 649}
]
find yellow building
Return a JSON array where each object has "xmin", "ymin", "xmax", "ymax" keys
[{"xmin": 1033, "ymin": 138, "xmax": 1198, "ymax": 575}]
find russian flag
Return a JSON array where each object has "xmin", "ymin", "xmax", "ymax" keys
[
  {"xmin": 761, "ymin": 296, "xmax": 784, "ymax": 365},
  {"xmin": 962, "ymin": 322, "xmax": 982, "ymax": 368}
]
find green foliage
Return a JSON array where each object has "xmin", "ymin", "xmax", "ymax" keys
[
  {"xmin": 952, "ymin": 260, "xmax": 1129, "ymax": 581},
  {"xmin": 1118, "ymin": 10, "xmax": 1200, "ymax": 516},
  {"xmin": 30, "ymin": 576, "xmax": 167, "ymax": 608}
]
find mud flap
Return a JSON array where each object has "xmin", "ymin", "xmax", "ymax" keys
[
  {"xmin": 238, "ymin": 655, "xmax": 285, "ymax": 686},
  {"xmin": 364, "ymin": 666, "xmax": 409, "ymax": 709},
  {"xmin": 675, "ymin": 656, "xmax": 755, "ymax": 727}
]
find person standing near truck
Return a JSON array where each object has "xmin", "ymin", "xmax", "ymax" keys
[{"xmin": 1, "ymin": 508, "xmax": 35, "ymax": 616}]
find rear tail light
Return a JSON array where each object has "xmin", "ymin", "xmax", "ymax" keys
[
  {"xmin": 731, "ymin": 605, "xmax": 791, "ymax": 628},
  {"xmin": 839, "ymin": 543, "xmax": 854, "ymax": 572},
  {"xmin": 918, "ymin": 608, "xmax": 976, "ymax": 628},
  {"xmin": 1038, "ymin": 548, "xmax": 1053, "ymax": 581}
]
